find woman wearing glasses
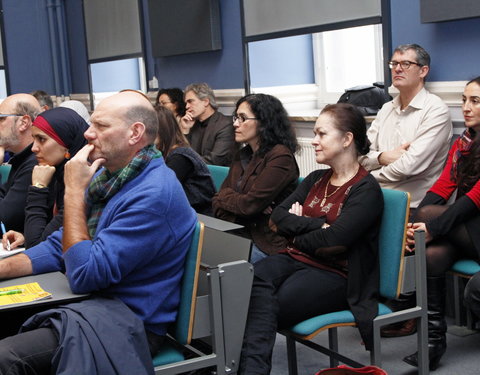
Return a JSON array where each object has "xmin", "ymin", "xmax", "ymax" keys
[
  {"xmin": 2, "ymin": 107, "xmax": 88, "ymax": 249},
  {"xmin": 403, "ymin": 76, "xmax": 480, "ymax": 371},
  {"xmin": 212, "ymin": 94, "xmax": 299, "ymax": 262},
  {"xmin": 239, "ymin": 103, "xmax": 383, "ymax": 374},
  {"xmin": 155, "ymin": 87, "xmax": 186, "ymax": 124}
]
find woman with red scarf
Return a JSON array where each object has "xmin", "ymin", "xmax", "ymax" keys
[
  {"xmin": 2, "ymin": 107, "xmax": 88, "ymax": 249},
  {"xmin": 404, "ymin": 76, "xmax": 480, "ymax": 371}
]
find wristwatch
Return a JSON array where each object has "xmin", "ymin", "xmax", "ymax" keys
[{"xmin": 32, "ymin": 183, "xmax": 46, "ymax": 189}]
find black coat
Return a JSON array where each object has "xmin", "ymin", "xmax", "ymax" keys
[
  {"xmin": 271, "ymin": 170, "xmax": 383, "ymax": 350},
  {"xmin": 21, "ymin": 296, "xmax": 154, "ymax": 375},
  {"xmin": 0, "ymin": 145, "xmax": 37, "ymax": 232}
]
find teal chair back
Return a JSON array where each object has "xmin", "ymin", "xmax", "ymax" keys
[
  {"xmin": 207, "ymin": 165, "xmax": 229, "ymax": 191},
  {"xmin": 378, "ymin": 189, "xmax": 410, "ymax": 300},
  {"xmin": 0, "ymin": 164, "xmax": 11, "ymax": 184},
  {"xmin": 170, "ymin": 221, "xmax": 204, "ymax": 344}
]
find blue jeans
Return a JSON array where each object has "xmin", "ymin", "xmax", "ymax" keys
[{"xmin": 249, "ymin": 243, "xmax": 268, "ymax": 264}]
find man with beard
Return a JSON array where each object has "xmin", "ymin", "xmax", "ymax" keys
[{"xmin": 0, "ymin": 93, "xmax": 40, "ymax": 232}]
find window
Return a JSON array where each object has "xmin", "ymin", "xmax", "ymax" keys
[
  {"xmin": 0, "ymin": 70, "xmax": 7, "ymax": 99},
  {"xmin": 313, "ymin": 24, "xmax": 384, "ymax": 105},
  {"xmin": 90, "ymin": 57, "xmax": 146, "ymax": 105},
  {"xmin": 246, "ymin": 24, "xmax": 384, "ymax": 113}
]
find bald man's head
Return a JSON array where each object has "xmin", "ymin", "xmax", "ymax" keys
[
  {"xmin": 94, "ymin": 91, "xmax": 157, "ymax": 143},
  {"xmin": 4, "ymin": 93, "xmax": 41, "ymax": 118},
  {"xmin": 85, "ymin": 91, "xmax": 158, "ymax": 172}
]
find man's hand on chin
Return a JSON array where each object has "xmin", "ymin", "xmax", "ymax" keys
[
  {"xmin": 63, "ymin": 144, "xmax": 103, "ymax": 252},
  {"xmin": 64, "ymin": 144, "xmax": 105, "ymax": 194}
]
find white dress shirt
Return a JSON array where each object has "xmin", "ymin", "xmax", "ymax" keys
[{"xmin": 360, "ymin": 88, "xmax": 452, "ymax": 207}]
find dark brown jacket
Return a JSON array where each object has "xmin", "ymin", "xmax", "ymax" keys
[{"xmin": 212, "ymin": 144, "xmax": 299, "ymax": 254}]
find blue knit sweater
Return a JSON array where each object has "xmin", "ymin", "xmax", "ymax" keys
[{"xmin": 24, "ymin": 157, "xmax": 197, "ymax": 335}]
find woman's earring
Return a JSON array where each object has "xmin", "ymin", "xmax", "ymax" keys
[{"xmin": 64, "ymin": 151, "xmax": 71, "ymax": 159}]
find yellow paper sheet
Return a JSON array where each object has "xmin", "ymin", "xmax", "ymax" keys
[{"xmin": 0, "ymin": 282, "xmax": 52, "ymax": 306}]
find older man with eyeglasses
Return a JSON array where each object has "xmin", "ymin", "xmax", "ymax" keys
[
  {"xmin": 360, "ymin": 44, "xmax": 453, "ymax": 340},
  {"xmin": 0, "ymin": 93, "xmax": 40, "ymax": 232},
  {"xmin": 360, "ymin": 44, "xmax": 452, "ymax": 210}
]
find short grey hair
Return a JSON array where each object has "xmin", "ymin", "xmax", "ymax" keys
[
  {"xmin": 123, "ymin": 105, "xmax": 159, "ymax": 143},
  {"xmin": 393, "ymin": 44, "xmax": 431, "ymax": 67},
  {"xmin": 184, "ymin": 83, "xmax": 218, "ymax": 110},
  {"xmin": 15, "ymin": 101, "xmax": 40, "ymax": 121}
]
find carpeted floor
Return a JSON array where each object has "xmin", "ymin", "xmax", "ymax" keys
[{"xmin": 271, "ymin": 319, "xmax": 479, "ymax": 375}]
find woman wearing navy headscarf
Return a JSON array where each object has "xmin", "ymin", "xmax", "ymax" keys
[{"xmin": 2, "ymin": 107, "xmax": 89, "ymax": 248}]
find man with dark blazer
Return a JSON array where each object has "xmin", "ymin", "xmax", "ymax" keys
[
  {"xmin": 0, "ymin": 93, "xmax": 40, "ymax": 232},
  {"xmin": 181, "ymin": 83, "xmax": 235, "ymax": 166}
]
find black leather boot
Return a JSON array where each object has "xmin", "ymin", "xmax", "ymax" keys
[{"xmin": 403, "ymin": 276, "xmax": 447, "ymax": 371}]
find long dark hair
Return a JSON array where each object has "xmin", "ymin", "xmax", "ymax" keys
[
  {"xmin": 155, "ymin": 88, "xmax": 186, "ymax": 117},
  {"xmin": 155, "ymin": 106, "xmax": 189, "ymax": 157},
  {"xmin": 234, "ymin": 94, "xmax": 298, "ymax": 157},
  {"xmin": 457, "ymin": 76, "xmax": 480, "ymax": 193}
]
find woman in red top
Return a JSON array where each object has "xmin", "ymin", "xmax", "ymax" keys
[
  {"xmin": 239, "ymin": 104, "xmax": 383, "ymax": 375},
  {"xmin": 404, "ymin": 76, "xmax": 480, "ymax": 371}
]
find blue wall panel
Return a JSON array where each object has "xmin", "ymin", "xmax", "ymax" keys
[
  {"xmin": 3, "ymin": 0, "xmax": 55, "ymax": 94},
  {"xmin": 64, "ymin": 0, "xmax": 90, "ymax": 94},
  {"xmin": 153, "ymin": 0, "xmax": 243, "ymax": 90},
  {"xmin": 391, "ymin": 0, "xmax": 480, "ymax": 82}
]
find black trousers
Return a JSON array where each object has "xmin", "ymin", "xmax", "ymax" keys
[
  {"xmin": 239, "ymin": 254, "xmax": 348, "ymax": 375},
  {"xmin": 0, "ymin": 324, "xmax": 164, "ymax": 375}
]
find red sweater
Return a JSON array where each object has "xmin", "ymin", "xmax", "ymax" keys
[{"xmin": 429, "ymin": 140, "xmax": 480, "ymax": 209}]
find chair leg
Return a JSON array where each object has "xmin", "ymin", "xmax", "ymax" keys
[
  {"xmin": 453, "ymin": 274, "xmax": 464, "ymax": 326},
  {"xmin": 286, "ymin": 335, "xmax": 298, "ymax": 375},
  {"xmin": 370, "ymin": 320, "xmax": 382, "ymax": 367},
  {"xmin": 328, "ymin": 328, "xmax": 339, "ymax": 368}
]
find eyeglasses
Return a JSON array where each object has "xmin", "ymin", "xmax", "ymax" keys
[
  {"xmin": 0, "ymin": 114, "xmax": 20, "ymax": 122},
  {"xmin": 233, "ymin": 114, "xmax": 257, "ymax": 124},
  {"xmin": 388, "ymin": 60, "xmax": 423, "ymax": 70}
]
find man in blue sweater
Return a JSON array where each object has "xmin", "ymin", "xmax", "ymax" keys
[{"xmin": 0, "ymin": 91, "xmax": 197, "ymax": 374}]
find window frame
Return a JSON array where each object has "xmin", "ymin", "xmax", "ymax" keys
[{"xmin": 312, "ymin": 23, "xmax": 385, "ymax": 106}]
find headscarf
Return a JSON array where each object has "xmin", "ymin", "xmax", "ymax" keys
[
  {"xmin": 33, "ymin": 107, "xmax": 89, "ymax": 159},
  {"xmin": 59, "ymin": 100, "xmax": 91, "ymax": 124}
]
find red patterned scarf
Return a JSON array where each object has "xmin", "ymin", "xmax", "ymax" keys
[{"xmin": 451, "ymin": 128, "xmax": 474, "ymax": 182}]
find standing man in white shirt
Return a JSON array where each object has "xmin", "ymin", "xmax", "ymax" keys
[{"xmin": 360, "ymin": 44, "xmax": 452, "ymax": 209}]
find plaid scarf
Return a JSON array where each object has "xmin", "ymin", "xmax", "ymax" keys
[
  {"xmin": 86, "ymin": 145, "xmax": 162, "ymax": 237},
  {"xmin": 451, "ymin": 128, "xmax": 474, "ymax": 183}
]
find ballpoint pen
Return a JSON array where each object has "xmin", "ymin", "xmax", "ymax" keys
[
  {"xmin": 0, "ymin": 289, "xmax": 24, "ymax": 296},
  {"xmin": 0, "ymin": 221, "xmax": 10, "ymax": 251}
]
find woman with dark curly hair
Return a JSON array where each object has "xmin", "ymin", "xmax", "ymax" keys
[
  {"xmin": 403, "ymin": 76, "xmax": 480, "ymax": 371},
  {"xmin": 212, "ymin": 94, "xmax": 299, "ymax": 262},
  {"xmin": 239, "ymin": 103, "xmax": 383, "ymax": 374},
  {"xmin": 155, "ymin": 106, "xmax": 215, "ymax": 215},
  {"xmin": 156, "ymin": 87, "xmax": 186, "ymax": 122}
]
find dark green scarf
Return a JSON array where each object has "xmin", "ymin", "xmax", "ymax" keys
[{"xmin": 86, "ymin": 145, "xmax": 162, "ymax": 237}]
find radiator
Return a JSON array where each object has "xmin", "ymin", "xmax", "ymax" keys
[{"xmin": 295, "ymin": 137, "xmax": 328, "ymax": 177}]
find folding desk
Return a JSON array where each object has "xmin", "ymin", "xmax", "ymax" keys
[{"xmin": 0, "ymin": 272, "xmax": 88, "ymax": 312}]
